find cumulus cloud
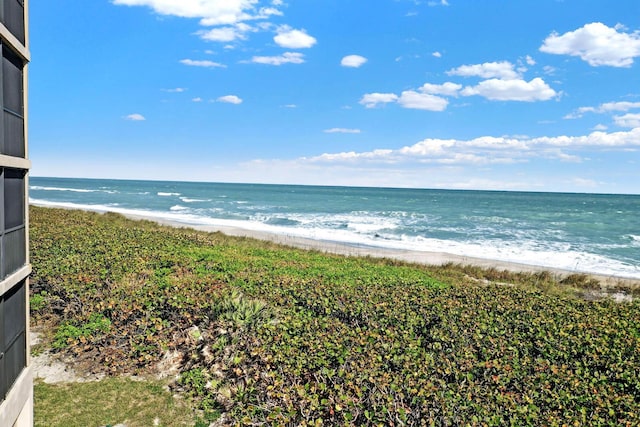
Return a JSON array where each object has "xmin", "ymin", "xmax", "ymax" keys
[
  {"xmin": 192, "ymin": 97, "xmax": 203, "ymax": 102},
  {"xmin": 461, "ymin": 78, "xmax": 557, "ymax": 101},
  {"xmin": 359, "ymin": 93, "xmax": 399, "ymax": 108},
  {"xmin": 597, "ymin": 101, "xmax": 640, "ymax": 112},
  {"xmin": 274, "ymin": 26, "xmax": 317, "ymax": 48},
  {"xmin": 540, "ymin": 22, "xmax": 640, "ymax": 67},
  {"xmin": 397, "ymin": 91, "xmax": 448, "ymax": 111},
  {"xmin": 324, "ymin": 128, "xmax": 362, "ymax": 134},
  {"xmin": 565, "ymin": 101, "xmax": 640, "ymax": 119},
  {"xmin": 447, "ymin": 61, "xmax": 520, "ymax": 79},
  {"xmin": 163, "ymin": 87, "xmax": 186, "ymax": 93},
  {"xmin": 112, "ymin": 0, "xmax": 264, "ymax": 26},
  {"xmin": 360, "ymin": 82, "xmax": 459, "ymax": 111},
  {"xmin": 362, "ymin": 62, "xmax": 555, "ymax": 110},
  {"xmin": 420, "ymin": 82, "xmax": 462, "ymax": 96},
  {"xmin": 259, "ymin": 6, "xmax": 282, "ymax": 17},
  {"xmin": 180, "ymin": 59, "xmax": 226, "ymax": 68},
  {"xmin": 250, "ymin": 52, "xmax": 305, "ymax": 65},
  {"xmin": 304, "ymin": 128, "xmax": 640, "ymax": 166},
  {"xmin": 198, "ymin": 24, "xmax": 253, "ymax": 42},
  {"xmin": 113, "ymin": 0, "xmax": 290, "ymax": 46},
  {"xmin": 432, "ymin": 51, "xmax": 442, "ymax": 58},
  {"xmin": 217, "ymin": 95, "xmax": 243, "ymax": 104},
  {"xmin": 341, "ymin": 55, "xmax": 368, "ymax": 68},
  {"xmin": 124, "ymin": 113, "xmax": 145, "ymax": 121},
  {"xmin": 614, "ymin": 113, "xmax": 640, "ymax": 128}
]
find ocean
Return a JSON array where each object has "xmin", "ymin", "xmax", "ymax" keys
[{"xmin": 29, "ymin": 177, "xmax": 640, "ymax": 279}]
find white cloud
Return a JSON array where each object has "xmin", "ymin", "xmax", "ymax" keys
[
  {"xmin": 163, "ymin": 87, "xmax": 186, "ymax": 93},
  {"xmin": 420, "ymin": 82, "xmax": 462, "ymax": 96},
  {"xmin": 250, "ymin": 52, "xmax": 305, "ymax": 65},
  {"xmin": 360, "ymin": 82, "xmax": 459, "ymax": 111},
  {"xmin": 303, "ymin": 128, "xmax": 640, "ymax": 166},
  {"xmin": 217, "ymin": 95, "xmax": 243, "ymax": 104},
  {"xmin": 282, "ymin": 104, "xmax": 297, "ymax": 108},
  {"xmin": 360, "ymin": 82, "xmax": 460, "ymax": 111},
  {"xmin": 180, "ymin": 59, "xmax": 226, "ymax": 68},
  {"xmin": 192, "ymin": 97, "xmax": 203, "ymax": 102},
  {"xmin": 124, "ymin": 113, "xmax": 145, "ymax": 121},
  {"xmin": 359, "ymin": 93, "xmax": 399, "ymax": 108},
  {"xmin": 362, "ymin": 75, "xmax": 552, "ymax": 111},
  {"xmin": 398, "ymin": 91, "xmax": 448, "ymax": 111},
  {"xmin": 259, "ymin": 7, "xmax": 282, "ymax": 17},
  {"xmin": 113, "ymin": 0, "xmax": 285, "ymax": 46},
  {"xmin": 597, "ymin": 101, "xmax": 640, "ymax": 112},
  {"xmin": 565, "ymin": 101, "xmax": 640, "ymax": 119},
  {"xmin": 324, "ymin": 128, "xmax": 362, "ymax": 134},
  {"xmin": 112, "ymin": 0, "xmax": 261, "ymax": 26},
  {"xmin": 447, "ymin": 61, "xmax": 520, "ymax": 79},
  {"xmin": 274, "ymin": 26, "xmax": 317, "ymax": 48},
  {"xmin": 461, "ymin": 77, "xmax": 557, "ymax": 101},
  {"xmin": 614, "ymin": 113, "xmax": 640, "ymax": 128},
  {"xmin": 592, "ymin": 124, "xmax": 608, "ymax": 131},
  {"xmin": 432, "ymin": 51, "xmax": 442, "ymax": 58},
  {"xmin": 540, "ymin": 22, "xmax": 640, "ymax": 67},
  {"xmin": 341, "ymin": 55, "xmax": 368, "ymax": 68},
  {"xmin": 428, "ymin": 0, "xmax": 449, "ymax": 6},
  {"xmin": 525, "ymin": 55, "xmax": 536, "ymax": 66},
  {"xmin": 198, "ymin": 25, "xmax": 250, "ymax": 42}
]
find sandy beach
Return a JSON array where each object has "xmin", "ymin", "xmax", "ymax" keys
[{"xmin": 115, "ymin": 210, "xmax": 640, "ymax": 288}]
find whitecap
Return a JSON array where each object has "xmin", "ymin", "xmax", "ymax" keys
[
  {"xmin": 30, "ymin": 185, "xmax": 117, "ymax": 194},
  {"xmin": 180, "ymin": 197, "xmax": 210, "ymax": 203}
]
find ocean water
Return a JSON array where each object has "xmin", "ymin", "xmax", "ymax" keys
[{"xmin": 29, "ymin": 177, "xmax": 640, "ymax": 279}]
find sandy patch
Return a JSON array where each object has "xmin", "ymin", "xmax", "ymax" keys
[{"xmin": 31, "ymin": 331, "xmax": 104, "ymax": 384}]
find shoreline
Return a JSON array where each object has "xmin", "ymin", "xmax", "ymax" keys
[
  {"xmin": 118, "ymin": 211, "xmax": 640, "ymax": 288},
  {"xmin": 31, "ymin": 203, "xmax": 640, "ymax": 287}
]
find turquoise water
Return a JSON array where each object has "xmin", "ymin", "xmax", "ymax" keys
[{"xmin": 29, "ymin": 177, "xmax": 640, "ymax": 279}]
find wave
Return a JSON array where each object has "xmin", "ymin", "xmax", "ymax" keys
[
  {"xmin": 179, "ymin": 197, "xmax": 210, "ymax": 203},
  {"xmin": 627, "ymin": 235, "xmax": 640, "ymax": 247},
  {"xmin": 157, "ymin": 192, "xmax": 181, "ymax": 196},
  {"xmin": 28, "ymin": 198, "xmax": 640, "ymax": 279},
  {"xmin": 30, "ymin": 185, "xmax": 117, "ymax": 194}
]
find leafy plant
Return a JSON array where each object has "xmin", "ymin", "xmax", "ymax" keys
[
  {"xmin": 30, "ymin": 206, "xmax": 640, "ymax": 425},
  {"xmin": 52, "ymin": 313, "xmax": 112, "ymax": 350}
]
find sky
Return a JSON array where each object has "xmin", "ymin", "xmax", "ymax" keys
[{"xmin": 29, "ymin": 0, "xmax": 640, "ymax": 194}]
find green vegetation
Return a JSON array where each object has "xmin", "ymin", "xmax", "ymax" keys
[
  {"xmin": 30, "ymin": 207, "xmax": 640, "ymax": 426},
  {"xmin": 52, "ymin": 312, "xmax": 112, "ymax": 349}
]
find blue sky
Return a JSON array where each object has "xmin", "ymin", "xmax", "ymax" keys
[{"xmin": 29, "ymin": 0, "xmax": 640, "ymax": 193}]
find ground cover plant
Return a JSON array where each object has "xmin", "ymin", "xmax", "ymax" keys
[{"xmin": 30, "ymin": 207, "xmax": 640, "ymax": 426}]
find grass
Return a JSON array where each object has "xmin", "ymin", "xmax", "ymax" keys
[
  {"xmin": 30, "ymin": 206, "xmax": 640, "ymax": 426},
  {"xmin": 34, "ymin": 378, "xmax": 196, "ymax": 427}
]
